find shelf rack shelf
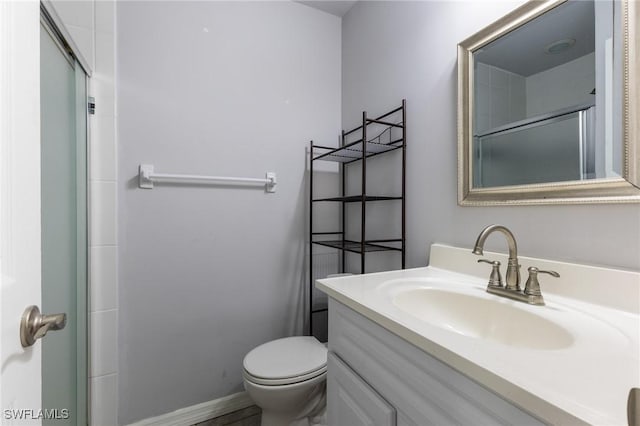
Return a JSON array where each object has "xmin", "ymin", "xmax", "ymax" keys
[
  {"xmin": 308, "ymin": 100, "xmax": 406, "ymax": 337},
  {"xmin": 312, "ymin": 195, "xmax": 402, "ymax": 202},
  {"xmin": 312, "ymin": 239, "xmax": 403, "ymax": 254},
  {"xmin": 312, "ymin": 138, "xmax": 404, "ymax": 163}
]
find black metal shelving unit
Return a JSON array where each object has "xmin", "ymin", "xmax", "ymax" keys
[{"xmin": 308, "ymin": 100, "xmax": 406, "ymax": 336}]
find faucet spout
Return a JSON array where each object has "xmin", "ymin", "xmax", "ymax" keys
[{"xmin": 473, "ymin": 224, "xmax": 521, "ymax": 290}]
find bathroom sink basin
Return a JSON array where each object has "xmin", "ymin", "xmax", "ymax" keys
[{"xmin": 392, "ymin": 287, "xmax": 574, "ymax": 350}]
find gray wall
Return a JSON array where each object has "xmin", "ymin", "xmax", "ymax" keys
[
  {"xmin": 342, "ymin": 1, "xmax": 640, "ymax": 271},
  {"xmin": 117, "ymin": 2, "xmax": 340, "ymax": 423}
]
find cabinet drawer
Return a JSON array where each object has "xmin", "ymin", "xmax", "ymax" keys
[{"xmin": 327, "ymin": 352, "xmax": 396, "ymax": 426}]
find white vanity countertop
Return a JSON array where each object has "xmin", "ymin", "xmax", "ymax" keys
[{"xmin": 316, "ymin": 244, "xmax": 640, "ymax": 425}]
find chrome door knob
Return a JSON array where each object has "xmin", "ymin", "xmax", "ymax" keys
[{"xmin": 20, "ymin": 305, "xmax": 67, "ymax": 348}]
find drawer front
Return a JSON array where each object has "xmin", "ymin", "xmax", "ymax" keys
[
  {"xmin": 327, "ymin": 351, "xmax": 396, "ymax": 426},
  {"xmin": 328, "ymin": 299, "xmax": 545, "ymax": 426}
]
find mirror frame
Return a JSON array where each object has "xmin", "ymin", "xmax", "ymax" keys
[{"xmin": 457, "ymin": 0, "xmax": 640, "ymax": 205}]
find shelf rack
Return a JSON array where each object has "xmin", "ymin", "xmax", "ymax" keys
[{"xmin": 308, "ymin": 100, "xmax": 406, "ymax": 336}]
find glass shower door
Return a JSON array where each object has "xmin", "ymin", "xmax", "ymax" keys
[{"xmin": 40, "ymin": 17, "xmax": 88, "ymax": 426}]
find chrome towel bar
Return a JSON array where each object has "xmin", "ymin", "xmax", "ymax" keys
[{"xmin": 138, "ymin": 164, "xmax": 276, "ymax": 192}]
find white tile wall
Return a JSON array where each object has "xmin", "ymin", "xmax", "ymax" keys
[
  {"xmin": 90, "ymin": 181, "xmax": 117, "ymax": 245},
  {"xmin": 91, "ymin": 374, "xmax": 118, "ymax": 426},
  {"xmin": 95, "ymin": 30, "xmax": 115, "ymax": 79},
  {"xmin": 95, "ymin": 1, "xmax": 115, "ymax": 34},
  {"xmin": 90, "ymin": 246, "xmax": 117, "ymax": 311},
  {"xmin": 90, "ymin": 115, "xmax": 116, "ymax": 180},
  {"xmin": 54, "ymin": 0, "xmax": 118, "ymax": 426},
  {"xmin": 509, "ymin": 73, "xmax": 526, "ymax": 121},
  {"xmin": 474, "ymin": 62, "xmax": 526, "ymax": 135},
  {"xmin": 525, "ymin": 52, "xmax": 596, "ymax": 116},
  {"xmin": 89, "ymin": 0, "xmax": 118, "ymax": 423},
  {"xmin": 53, "ymin": 0, "xmax": 119, "ymax": 424},
  {"xmin": 90, "ymin": 310, "xmax": 118, "ymax": 377},
  {"xmin": 491, "ymin": 66, "xmax": 509, "ymax": 88},
  {"xmin": 491, "ymin": 85, "xmax": 510, "ymax": 125}
]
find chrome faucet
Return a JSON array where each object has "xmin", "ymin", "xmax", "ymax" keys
[
  {"xmin": 472, "ymin": 224, "xmax": 560, "ymax": 306},
  {"xmin": 472, "ymin": 224, "xmax": 521, "ymax": 290}
]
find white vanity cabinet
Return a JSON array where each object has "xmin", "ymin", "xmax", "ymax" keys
[{"xmin": 326, "ymin": 299, "xmax": 545, "ymax": 426}]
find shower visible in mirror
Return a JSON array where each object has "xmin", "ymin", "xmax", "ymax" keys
[{"xmin": 472, "ymin": 0, "xmax": 621, "ymax": 188}]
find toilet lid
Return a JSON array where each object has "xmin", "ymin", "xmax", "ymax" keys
[{"xmin": 243, "ymin": 336, "xmax": 327, "ymax": 380}]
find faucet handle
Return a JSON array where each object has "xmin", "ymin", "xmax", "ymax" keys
[
  {"xmin": 538, "ymin": 269, "xmax": 560, "ymax": 278},
  {"xmin": 524, "ymin": 267, "xmax": 559, "ymax": 298},
  {"xmin": 477, "ymin": 259, "xmax": 503, "ymax": 288}
]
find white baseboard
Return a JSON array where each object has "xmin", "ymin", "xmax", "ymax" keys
[{"xmin": 126, "ymin": 391, "xmax": 255, "ymax": 426}]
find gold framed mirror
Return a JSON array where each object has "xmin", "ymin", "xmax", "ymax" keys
[{"xmin": 458, "ymin": 0, "xmax": 640, "ymax": 205}]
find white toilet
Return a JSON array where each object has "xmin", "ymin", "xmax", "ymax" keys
[{"xmin": 243, "ymin": 336, "xmax": 327, "ymax": 426}]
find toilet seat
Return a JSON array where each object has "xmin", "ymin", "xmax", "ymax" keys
[
  {"xmin": 243, "ymin": 336, "xmax": 327, "ymax": 386},
  {"xmin": 243, "ymin": 365, "xmax": 326, "ymax": 386}
]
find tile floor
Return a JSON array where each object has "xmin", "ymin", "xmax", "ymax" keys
[{"xmin": 193, "ymin": 406, "xmax": 261, "ymax": 426}]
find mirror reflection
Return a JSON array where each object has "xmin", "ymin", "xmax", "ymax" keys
[{"xmin": 472, "ymin": 0, "xmax": 621, "ymax": 188}]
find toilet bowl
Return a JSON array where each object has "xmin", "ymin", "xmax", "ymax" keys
[{"xmin": 243, "ymin": 336, "xmax": 327, "ymax": 426}]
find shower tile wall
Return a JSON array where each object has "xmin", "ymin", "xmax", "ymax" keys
[
  {"xmin": 474, "ymin": 54, "xmax": 596, "ymax": 134},
  {"xmin": 474, "ymin": 62, "xmax": 526, "ymax": 135},
  {"xmin": 89, "ymin": 1, "xmax": 118, "ymax": 423},
  {"xmin": 50, "ymin": 1, "xmax": 119, "ymax": 424},
  {"xmin": 525, "ymin": 52, "xmax": 596, "ymax": 116}
]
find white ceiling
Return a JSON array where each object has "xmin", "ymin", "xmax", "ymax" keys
[
  {"xmin": 296, "ymin": 0, "xmax": 357, "ymax": 17},
  {"xmin": 475, "ymin": 0, "xmax": 595, "ymax": 77}
]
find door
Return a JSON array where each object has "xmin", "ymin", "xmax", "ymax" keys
[
  {"xmin": 0, "ymin": 0, "xmax": 45, "ymax": 418},
  {"xmin": 0, "ymin": 3, "xmax": 88, "ymax": 424}
]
